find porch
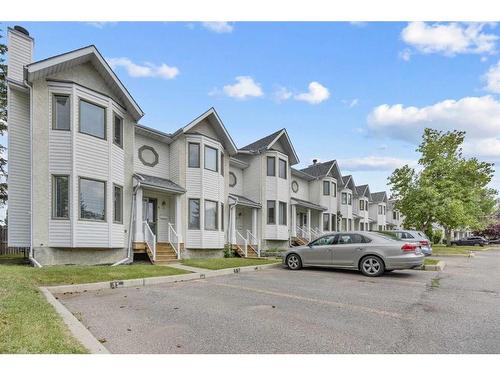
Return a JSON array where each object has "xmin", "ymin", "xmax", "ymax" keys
[
  {"xmin": 133, "ymin": 174, "xmax": 186, "ymax": 264},
  {"xmin": 290, "ymin": 198, "xmax": 327, "ymax": 245},
  {"xmin": 228, "ymin": 194, "xmax": 261, "ymax": 257}
]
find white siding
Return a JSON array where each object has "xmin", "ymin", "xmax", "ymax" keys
[
  {"xmin": 185, "ymin": 135, "xmax": 225, "ymax": 249},
  {"xmin": 291, "ymin": 175, "xmax": 310, "ymax": 201},
  {"xmin": 7, "ymin": 29, "xmax": 33, "ymax": 82},
  {"xmin": 228, "ymin": 166, "xmax": 244, "ymax": 196},
  {"xmin": 7, "ymin": 88, "xmax": 31, "ymax": 247},
  {"xmin": 134, "ymin": 133, "xmax": 169, "ymax": 178}
]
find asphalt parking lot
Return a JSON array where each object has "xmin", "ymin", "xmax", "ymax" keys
[{"xmin": 58, "ymin": 249, "xmax": 500, "ymax": 354}]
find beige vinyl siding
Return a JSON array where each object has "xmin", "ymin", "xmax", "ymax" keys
[
  {"xmin": 7, "ymin": 29, "xmax": 33, "ymax": 82},
  {"xmin": 291, "ymin": 176, "xmax": 310, "ymax": 201},
  {"xmin": 134, "ymin": 133, "xmax": 169, "ymax": 178},
  {"xmin": 7, "ymin": 88, "xmax": 31, "ymax": 247}
]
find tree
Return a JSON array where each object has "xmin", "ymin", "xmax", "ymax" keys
[
  {"xmin": 0, "ymin": 26, "xmax": 7, "ymax": 205},
  {"xmin": 389, "ymin": 129, "xmax": 497, "ymax": 246}
]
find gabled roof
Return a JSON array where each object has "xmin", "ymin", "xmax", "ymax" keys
[
  {"xmin": 239, "ymin": 129, "xmax": 299, "ymax": 165},
  {"xmin": 26, "ymin": 45, "xmax": 144, "ymax": 121},
  {"xmin": 356, "ymin": 184, "xmax": 372, "ymax": 199},
  {"xmin": 229, "ymin": 193, "xmax": 261, "ymax": 208},
  {"xmin": 291, "ymin": 197, "xmax": 327, "ymax": 211},
  {"xmin": 299, "ymin": 159, "xmax": 343, "ymax": 182},
  {"xmin": 371, "ymin": 191, "xmax": 388, "ymax": 203},
  {"xmin": 342, "ymin": 175, "xmax": 357, "ymax": 195},
  {"xmin": 291, "ymin": 168, "xmax": 315, "ymax": 181},
  {"xmin": 172, "ymin": 107, "xmax": 238, "ymax": 156}
]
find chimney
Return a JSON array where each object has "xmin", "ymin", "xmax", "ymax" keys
[
  {"xmin": 7, "ymin": 25, "xmax": 34, "ymax": 83},
  {"xmin": 312, "ymin": 159, "xmax": 318, "ymax": 165}
]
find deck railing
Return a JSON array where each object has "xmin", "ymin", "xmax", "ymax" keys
[
  {"xmin": 168, "ymin": 223, "xmax": 181, "ymax": 259},
  {"xmin": 236, "ymin": 231, "xmax": 248, "ymax": 257},
  {"xmin": 246, "ymin": 230, "xmax": 260, "ymax": 257},
  {"xmin": 143, "ymin": 221, "xmax": 156, "ymax": 261}
]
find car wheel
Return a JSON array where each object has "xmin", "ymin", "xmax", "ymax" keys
[
  {"xmin": 360, "ymin": 255, "xmax": 385, "ymax": 277},
  {"xmin": 286, "ymin": 254, "xmax": 302, "ymax": 270}
]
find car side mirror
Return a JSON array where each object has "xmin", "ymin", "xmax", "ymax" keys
[{"xmin": 308, "ymin": 243, "xmax": 313, "ymax": 248}]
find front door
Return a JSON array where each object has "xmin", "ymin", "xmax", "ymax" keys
[{"xmin": 143, "ymin": 198, "xmax": 158, "ymax": 237}]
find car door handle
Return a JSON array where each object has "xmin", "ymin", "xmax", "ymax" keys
[{"xmin": 356, "ymin": 247, "xmax": 364, "ymax": 251}]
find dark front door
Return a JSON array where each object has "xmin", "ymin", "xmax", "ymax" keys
[{"xmin": 143, "ymin": 198, "xmax": 158, "ymax": 237}]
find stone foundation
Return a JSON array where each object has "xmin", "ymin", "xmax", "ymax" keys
[
  {"xmin": 262, "ymin": 240, "xmax": 290, "ymax": 251},
  {"xmin": 182, "ymin": 248, "xmax": 224, "ymax": 259},
  {"xmin": 33, "ymin": 247, "xmax": 127, "ymax": 266}
]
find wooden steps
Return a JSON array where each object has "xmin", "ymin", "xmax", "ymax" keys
[
  {"xmin": 232, "ymin": 244, "xmax": 259, "ymax": 258},
  {"xmin": 134, "ymin": 242, "xmax": 178, "ymax": 264},
  {"xmin": 291, "ymin": 236, "xmax": 308, "ymax": 246}
]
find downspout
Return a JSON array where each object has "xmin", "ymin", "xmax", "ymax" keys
[
  {"xmin": 112, "ymin": 175, "xmax": 142, "ymax": 266},
  {"xmin": 228, "ymin": 195, "xmax": 239, "ymax": 246},
  {"xmin": 25, "ymin": 76, "xmax": 41, "ymax": 268}
]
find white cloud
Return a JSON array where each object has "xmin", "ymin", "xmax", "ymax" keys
[
  {"xmin": 342, "ymin": 98, "xmax": 359, "ymax": 108},
  {"xmin": 368, "ymin": 96, "xmax": 500, "ymax": 143},
  {"xmin": 483, "ymin": 61, "xmax": 500, "ymax": 93},
  {"xmin": 86, "ymin": 22, "xmax": 117, "ymax": 29},
  {"xmin": 399, "ymin": 49, "xmax": 412, "ymax": 61},
  {"xmin": 339, "ymin": 156, "xmax": 417, "ymax": 172},
  {"xmin": 222, "ymin": 76, "xmax": 263, "ymax": 99},
  {"xmin": 294, "ymin": 81, "xmax": 330, "ymax": 104},
  {"xmin": 107, "ymin": 57, "xmax": 179, "ymax": 80},
  {"xmin": 274, "ymin": 86, "xmax": 293, "ymax": 102},
  {"xmin": 202, "ymin": 22, "xmax": 234, "ymax": 33},
  {"xmin": 463, "ymin": 138, "xmax": 500, "ymax": 158},
  {"xmin": 401, "ymin": 22, "xmax": 498, "ymax": 56}
]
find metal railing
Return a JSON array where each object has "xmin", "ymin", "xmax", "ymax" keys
[
  {"xmin": 246, "ymin": 230, "xmax": 260, "ymax": 257},
  {"xmin": 168, "ymin": 223, "xmax": 181, "ymax": 259},
  {"xmin": 236, "ymin": 231, "xmax": 248, "ymax": 257},
  {"xmin": 296, "ymin": 225, "xmax": 309, "ymax": 241},
  {"xmin": 143, "ymin": 221, "xmax": 156, "ymax": 261}
]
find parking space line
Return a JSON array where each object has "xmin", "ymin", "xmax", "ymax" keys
[{"xmin": 204, "ymin": 280, "xmax": 411, "ymax": 320}]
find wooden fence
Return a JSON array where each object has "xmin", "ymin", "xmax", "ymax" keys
[{"xmin": 0, "ymin": 226, "xmax": 28, "ymax": 256}]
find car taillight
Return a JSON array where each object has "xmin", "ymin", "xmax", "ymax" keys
[
  {"xmin": 419, "ymin": 240, "xmax": 429, "ymax": 247},
  {"xmin": 401, "ymin": 243, "xmax": 418, "ymax": 252}
]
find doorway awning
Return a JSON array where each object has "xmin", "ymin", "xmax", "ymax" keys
[
  {"xmin": 135, "ymin": 173, "xmax": 186, "ymax": 194},
  {"xmin": 229, "ymin": 194, "xmax": 261, "ymax": 208},
  {"xmin": 291, "ymin": 198, "xmax": 327, "ymax": 211}
]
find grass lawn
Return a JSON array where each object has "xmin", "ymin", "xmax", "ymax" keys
[
  {"xmin": 424, "ymin": 258, "xmax": 440, "ymax": 265},
  {"xmin": 181, "ymin": 257, "xmax": 280, "ymax": 270},
  {"xmin": 0, "ymin": 255, "xmax": 188, "ymax": 354},
  {"xmin": 432, "ymin": 244, "xmax": 490, "ymax": 255}
]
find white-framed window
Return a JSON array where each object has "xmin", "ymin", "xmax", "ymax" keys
[
  {"xmin": 113, "ymin": 113, "xmax": 123, "ymax": 148},
  {"xmin": 188, "ymin": 198, "xmax": 200, "ymax": 229},
  {"xmin": 323, "ymin": 213, "xmax": 330, "ymax": 231},
  {"xmin": 267, "ymin": 156, "xmax": 276, "ymax": 176},
  {"xmin": 52, "ymin": 94, "xmax": 71, "ymax": 130},
  {"xmin": 348, "ymin": 193, "xmax": 352, "ymax": 205},
  {"xmin": 279, "ymin": 158, "xmax": 287, "ymax": 179},
  {"xmin": 360, "ymin": 199, "xmax": 364, "ymax": 211},
  {"xmin": 341, "ymin": 192, "xmax": 347, "ymax": 204},
  {"xmin": 204, "ymin": 200, "xmax": 218, "ymax": 230},
  {"xmin": 332, "ymin": 182, "xmax": 337, "ymax": 197},
  {"xmin": 52, "ymin": 175, "xmax": 69, "ymax": 219},
  {"xmin": 267, "ymin": 200, "xmax": 276, "ymax": 224},
  {"xmin": 79, "ymin": 177, "xmax": 106, "ymax": 221},
  {"xmin": 204, "ymin": 145, "xmax": 218, "ymax": 172},
  {"xmin": 378, "ymin": 205, "xmax": 383, "ymax": 215},
  {"xmin": 188, "ymin": 143, "xmax": 200, "ymax": 168},
  {"xmin": 323, "ymin": 180, "xmax": 330, "ymax": 195},
  {"xmin": 113, "ymin": 184, "xmax": 123, "ymax": 223},
  {"xmin": 79, "ymin": 99, "xmax": 106, "ymax": 139},
  {"xmin": 220, "ymin": 153, "xmax": 224, "ymax": 176},
  {"xmin": 278, "ymin": 201, "xmax": 287, "ymax": 225}
]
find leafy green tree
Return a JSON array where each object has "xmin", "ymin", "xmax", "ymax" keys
[
  {"xmin": 389, "ymin": 129, "xmax": 497, "ymax": 246},
  {"xmin": 0, "ymin": 26, "xmax": 7, "ymax": 205}
]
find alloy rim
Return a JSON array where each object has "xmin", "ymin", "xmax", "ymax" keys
[
  {"xmin": 362, "ymin": 258, "xmax": 380, "ymax": 274},
  {"xmin": 288, "ymin": 255, "xmax": 299, "ymax": 269}
]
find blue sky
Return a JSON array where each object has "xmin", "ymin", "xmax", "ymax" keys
[{"xmin": 2, "ymin": 21, "xmax": 500, "ymax": 195}]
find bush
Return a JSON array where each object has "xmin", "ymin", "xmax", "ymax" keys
[
  {"xmin": 223, "ymin": 245, "xmax": 235, "ymax": 258},
  {"xmin": 432, "ymin": 229, "xmax": 443, "ymax": 244}
]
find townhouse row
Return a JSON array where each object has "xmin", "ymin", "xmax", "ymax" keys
[{"xmin": 6, "ymin": 26, "xmax": 403, "ymax": 266}]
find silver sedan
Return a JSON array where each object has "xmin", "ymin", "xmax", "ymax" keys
[{"xmin": 283, "ymin": 231, "xmax": 424, "ymax": 277}]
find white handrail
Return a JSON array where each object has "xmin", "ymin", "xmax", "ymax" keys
[
  {"xmin": 143, "ymin": 221, "xmax": 156, "ymax": 261},
  {"xmin": 168, "ymin": 223, "xmax": 181, "ymax": 259},
  {"xmin": 296, "ymin": 225, "xmax": 308, "ymax": 241},
  {"xmin": 246, "ymin": 230, "xmax": 260, "ymax": 257},
  {"xmin": 236, "ymin": 231, "xmax": 248, "ymax": 257},
  {"xmin": 310, "ymin": 227, "xmax": 321, "ymax": 240}
]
